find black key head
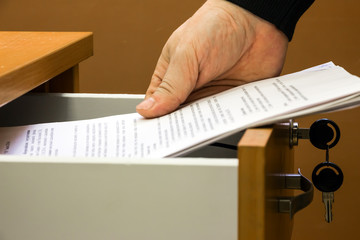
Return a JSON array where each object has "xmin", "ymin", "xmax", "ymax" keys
[
  {"xmin": 309, "ymin": 119, "xmax": 340, "ymax": 150},
  {"xmin": 312, "ymin": 162, "xmax": 344, "ymax": 192}
]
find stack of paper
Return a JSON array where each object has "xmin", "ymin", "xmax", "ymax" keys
[{"xmin": 1, "ymin": 62, "xmax": 360, "ymax": 158}]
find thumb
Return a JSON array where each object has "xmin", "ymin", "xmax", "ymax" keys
[{"xmin": 136, "ymin": 49, "xmax": 198, "ymax": 118}]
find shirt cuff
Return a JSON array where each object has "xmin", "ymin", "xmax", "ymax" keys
[{"xmin": 226, "ymin": 0, "xmax": 315, "ymax": 40}]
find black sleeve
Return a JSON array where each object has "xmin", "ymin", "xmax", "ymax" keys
[{"xmin": 226, "ymin": 0, "xmax": 315, "ymax": 41}]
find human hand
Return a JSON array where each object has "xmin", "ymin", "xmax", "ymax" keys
[{"xmin": 136, "ymin": 0, "xmax": 288, "ymax": 118}]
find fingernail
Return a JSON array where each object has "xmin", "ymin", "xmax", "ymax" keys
[{"xmin": 136, "ymin": 97, "xmax": 156, "ymax": 110}]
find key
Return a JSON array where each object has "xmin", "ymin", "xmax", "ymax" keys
[
  {"xmin": 309, "ymin": 118, "xmax": 340, "ymax": 150},
  {"xmin": 322, "ymin": 192, "xmax": 334, "ymax": 222},
  {"xmin": 309, "ymin": 119, "xmax": 343, "ymax": 222},
  {"xmin": 312, "ymin": 161, "xmax": 343, "ymax": 223}
]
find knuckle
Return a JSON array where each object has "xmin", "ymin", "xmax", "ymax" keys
[{"xmin": 158, "ymin": 80, "xmax": 182, "ymax": 104}]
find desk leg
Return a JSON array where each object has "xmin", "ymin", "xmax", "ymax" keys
[{"xmin": 33, "ymin": 65, "xmax": 79, "ymax": 93}]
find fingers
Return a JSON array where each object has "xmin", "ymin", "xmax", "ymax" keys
[
  {"xmin": 144, "ymin": 63, "xmax": 167, "ymax": 99},
  {"xmin": 136, "ymin": 45, "xmax": 198, "ymax": 118},
  {"xmin": 185, "ymin": 79, "xmax": 248, "ymax": 103},
  {"xmin": 136, "ymin": 86, "xmax": 181, "ymax": 119}
]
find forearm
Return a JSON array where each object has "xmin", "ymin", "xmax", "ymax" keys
[{"xmin": 226, "ymin": 0, "xmax": 315, "ymax": 40}]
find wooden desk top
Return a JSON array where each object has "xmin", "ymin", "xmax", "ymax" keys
[{"xmin": 0, "ymin": 31, "xmax": 93, "ymax": 107}]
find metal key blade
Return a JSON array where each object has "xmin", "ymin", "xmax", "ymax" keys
[{"xmin": 322, "ymin": 192, "xmax": 334, "ymax": 223}]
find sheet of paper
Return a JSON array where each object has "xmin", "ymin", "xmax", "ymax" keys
[{"xmin": 1, "ymin": 63, "xmax": 360, "ymax": 158}]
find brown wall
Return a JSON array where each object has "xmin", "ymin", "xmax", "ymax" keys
[
  {"xmin": 283, "ymin": 1, "xmax": 360, "ymax": 240},
  {"xmin": 0, "ymin": 0, "xmax": 205, "ymax": 94},
  {"xmin": 283, "ymin": 0, "xmax": 360, "ymax": 75},
  {"xmin": 1, "ymin": 0, "xmax": 360, "ymax": 239}
]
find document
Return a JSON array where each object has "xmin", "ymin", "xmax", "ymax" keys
[{"xmin": 1, "ymin": 63, "xmax": 360, "ymax": 158}]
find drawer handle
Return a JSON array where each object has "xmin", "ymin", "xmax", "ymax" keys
[{"xmin": 277, "ymin": 169, "xmax": 314, "ymax": 218}]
